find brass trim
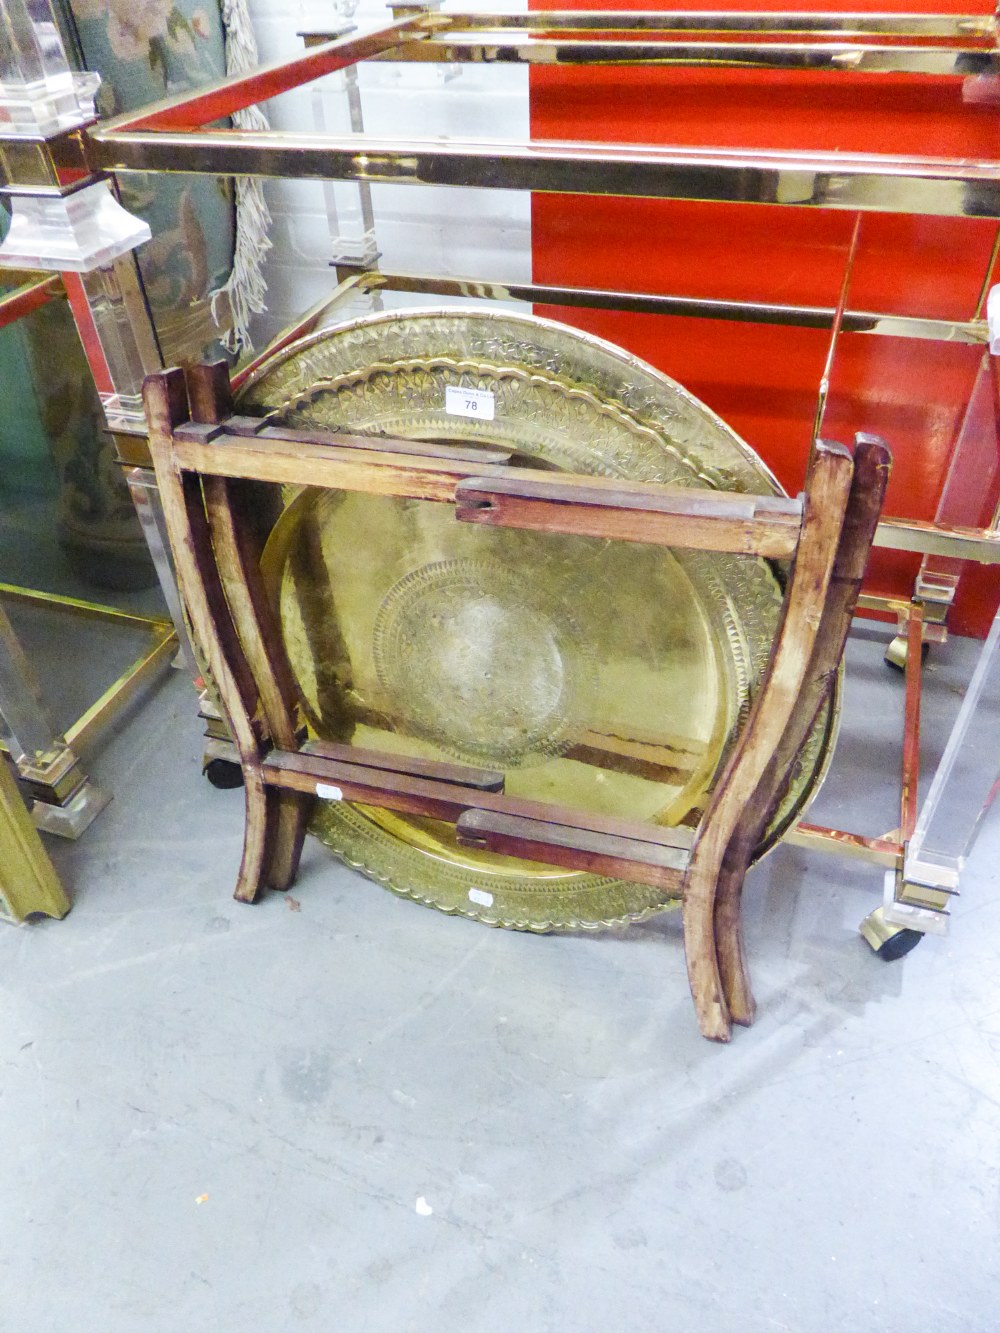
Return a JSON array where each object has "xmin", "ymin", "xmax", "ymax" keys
[
  {"xmin": 897, "ymin": 878, "xmax": 954, "ymax": 910},
  {"xmin": 854, "ymin": 594, "xmax": 948, "ymax": 642},
  {"xmin": 0, "ymin": 139, "xmax": 59, "ymax": 190},
  {"xmin": 0, "ymin": 586, "xmax": 176, "ymax": 761},
  {"xmin": 89, "ymin": 128, "xmax": 1000, "ymax": 219},
  {"xmin": 14, "ymin": 747, "xmax": 87, "ymax": 804},
  {"xmin": 110, "ymin": 430, "xmax": 153, "ymax": 467},
  {"xmin": 0, "ymin": 584, "xmax": 172, "ymax": 632},
  {"xmin": 65, "ymin": 625, "xmax": 176, "ymax": 753},
  {"xmin": 784, "ymin": 821, "xmax": 902, "ymax": 868},
  {"xmin": 92, "ymin": 18, "xmax": 434, "ymax": 136},
  {"xmin": 331, "ymin": 266, "xmax": 989, "ymax": 343},
  {"xmin": 232, "ymin": 272, "xmax": 376, "ymax": 389},
  {"xmin": 399, "ymin": 11, "xmax": 998, "ymax": 40},
  {"xmin": 855, "ymin": 592, "xmax": 918, "ymax": 619},
  {"xmin": 873, "ymin": 516, "xmax": 1000, "ymax": 562},
  {"xmin": 374, "ymin": 35, "xmax": 995, "ymax": 76},
  {"xmin": 0, "ymin": 757, "xmax": 70, "ymax": 923}
]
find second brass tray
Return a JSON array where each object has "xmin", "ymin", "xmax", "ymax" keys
[{"xmin": 239, "ymin": 310, "xmax": 838, "ymax": 930}]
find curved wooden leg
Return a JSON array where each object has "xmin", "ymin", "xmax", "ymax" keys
[
  {"xmin": 265, "ymin": 790, "xmax": 311, "ymax": 891},
  {"xmin": 711, "ymin": 439, "xmax": 891, "ymax": 1025},
  {"xmin": 233, "ymin": 767, "xmax": 274, "ymax": 904},
  {"xmin": 714, "ymin": 855, "xmax": 756, "ymax": 1027},
  {"xmin": 682, "ymin": 867, "xmax": 732, "ymax": 1042}
]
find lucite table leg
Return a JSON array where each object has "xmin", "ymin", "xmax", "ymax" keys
[
  {"xmin": 884, "ymin": 605, "xmax": 1000, "ymax": 933},
  {"xmin": 0, "ymin": 600, "xmax": 110, "ymax": 838}
]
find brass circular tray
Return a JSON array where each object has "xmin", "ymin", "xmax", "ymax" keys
[{"xmin": 239, "ymin": 309, "xmax": 839, "ymax": 931}]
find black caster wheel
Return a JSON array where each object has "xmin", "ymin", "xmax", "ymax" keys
[
  {"xmin": 859, "ymin": 907, "xmax": 924, "ymax": 960},
  {"xmin": 203, "ymin": 757, "xmax": 244, "ymax": 790},
  {"xmin": 873, "ymin": 927, "xmax": 923, "ymax": 961}
]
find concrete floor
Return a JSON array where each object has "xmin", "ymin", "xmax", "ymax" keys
[{"xmin": 1, "ymin": 626, "xmax": 998, "ymax": 1332}]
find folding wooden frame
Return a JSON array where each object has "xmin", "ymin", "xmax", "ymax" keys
[{"xmin": 143, "ymin": 360, "xmax": 889, "ymax": 1041}]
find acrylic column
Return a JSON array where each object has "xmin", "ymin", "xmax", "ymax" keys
[{"xmin": 0, "ymin": 0, "xmax": 160, "ymax": 834}]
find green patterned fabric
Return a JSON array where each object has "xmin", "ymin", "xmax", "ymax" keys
[
  {"xmin": 68, "ymin": 0, "xmax": 235, "ymax": 347},
  {"xmin": 0, "ymin": 0, "xmax": 236, "ymax": 589}
]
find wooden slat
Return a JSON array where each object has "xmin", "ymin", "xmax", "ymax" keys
[
  {"xmin": 264, "ymin": 752, "xmax": 506, "ymax": 824},
  {"xmin": 456, "ymin": 472, "xmax": 802, "ymax": 556},
  {"xmin": 302, "ymin": 738, "xmax": 504, "ymax": 791},
  {"xmin": 174, "ymin": 421, "xmax": 225, "ymax": 443},
  {"xmin": 186, "ymin": 360, "xmax": 233, "ymax": 424},
  {"xmin": 456, "ymin": 808, "xmax": 687, "ymax": 891},
  {"xmin": 218, "ymin": 414, "xmax": 270, "ymax": 436},
  {"xmin": 255, "ymin": 424, "xmax": 514, "ymax": 466},
  {"xmin": 218, "ymin": 409, "xmax": 515, "ymax": 466},
  {"xmin": 263, "ymin": 747, "xmax": 693, "ymax": 853},
  {"xmin": 176, "ymin": 430, "xmax": 802, "ymax": 556},
  {"xmin": 210, "ymin": 412, "xmax": 514, "ymax": 465},
  {"xmin": 173, "ymin": 434, "xmax": 512, "ymax": 501}
]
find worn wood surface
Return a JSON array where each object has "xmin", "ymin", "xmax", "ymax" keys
[
  {"xmin": 682, "ymin": 439, "xmax": 855, "ymax": 1040},
  {"xmin": 264, "ymin": 748, "xmax": 692, "ymax": 869},
  {"xmin": 186, "ymin": 360, "xmax": 233, "ymax": 424},
  {"xmin": 256, "ymin": 424, "xmax": 514, "ymax": 467},
  {"xmin": 172, "ymin": 434, "xmax": 511, "ymax": 504},
  {"xmin": 172, "ymin": 426, "xmax": 802, "ymax": 557},
  {"xmin": 144, "ymin": 370, "xmax": 274, "ymax": 903},
  {"xmin": 455, "ymin": 808, "xmax": 687, "ymax": 889},
  {"xmin": 303, "ymin": 739, "xmax": 505, "ymax": 792},
  {"xmin": 188, "ymin": 363, "xmax": 312, "ymax": 892},
  {"xmin": 205, "ymin": 474, "xmax": 313, "ymax": 892},
  {"xmin": 712, "ymin": 436, "xmax": 891, "ymax": 1027},
  {"xmin": 456, "ymin": 473, "xmax": 802, "ymax": 556}
]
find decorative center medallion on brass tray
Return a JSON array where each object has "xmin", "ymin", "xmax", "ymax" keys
[
  {"xmin": 239, "ymin": 310, "xmax": 839, "ymax": 931},
  {"xmin": 373, "ymin": 557, "xmax": 596, "ymax": 769}
]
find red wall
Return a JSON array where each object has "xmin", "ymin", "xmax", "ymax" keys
[{"xmin": 529, "ymin": 0, "xmax": 1000, "ymax": 634}]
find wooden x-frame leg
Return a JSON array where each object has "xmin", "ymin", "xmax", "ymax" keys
[{"xmin": 691, "ymin": 437, "xmax": 891, "ymax": 1034}]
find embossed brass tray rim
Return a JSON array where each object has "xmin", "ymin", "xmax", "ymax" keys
[{"xmin": 239, "ymin": 306, "xmax": 787, "ymax": 497}]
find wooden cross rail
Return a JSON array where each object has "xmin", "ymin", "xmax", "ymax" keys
[
  {"xmin": 142, "ymin": 360, "xmax": 890, "ymax": 1042},
  {"xmin": 171, "ymin": 416, "xmax": 804, "ymax": 555}
]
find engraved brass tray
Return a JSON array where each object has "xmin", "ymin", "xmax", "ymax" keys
[{"xmin": 238, "ymin": 310, "xmax": 839, "ymax": 930}]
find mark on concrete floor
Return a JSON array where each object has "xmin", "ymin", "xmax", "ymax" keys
[
  {"xmin": 613, "ymin": 1227, "xmax": 648, "ymax": 1250},
  {"xmin": 290, "ymin": 1281, "xmax": 323, "ymax": 1319},
  {"xmin": 205, "ymin": 915, "xmax": 231, "ymax": 933},
  {"xmin": 714, "ymin": 1157, "xmax": 748, "ymax": 1192},
  {"xmin": 280, "ymin": 1048, "xmax": 334, "ymax": 1106},
  {"xmin": 365, "ymin": 1258, "xmax": 393, "ymax": 1286},
  {"xmin": 415, "ymin": 1196, "xmax": 433, "ymax": 1216}
]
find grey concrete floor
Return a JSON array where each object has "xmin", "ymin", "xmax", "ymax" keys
[{"xmin": 1, "ymin": 628, "xmax": 998, "ymax": 1333}]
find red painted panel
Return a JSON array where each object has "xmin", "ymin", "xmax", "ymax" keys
[{"xmin": 529, "ymin": 0, "xmax": 1000, "ymax": 635}]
